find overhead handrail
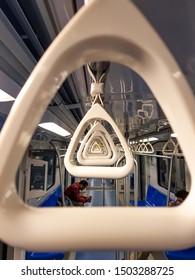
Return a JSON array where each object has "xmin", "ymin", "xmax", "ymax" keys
[
  {"xmin": 0, "ymin": 0, "xmax": 195, "ymax": 251},
  {"xmin": 76, "ymin": 120, "xmax": 119, "ymax": 166},
  {"xmin": 67, "ymin": 103, "xmax": 133, "ymax": 173},
  {"xmin": 162, "ymin": 138, "xmax": 176, "ymax": 155}
]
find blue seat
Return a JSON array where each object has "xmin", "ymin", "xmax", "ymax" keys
[
  {"xmin": 26, "ymin": 251, "xmax": 65, "ymax": 260},
  {"xmin": 165, "ymin": 247, "xmax": 195, "ymax": 260},
  {"xmin": 40, "ymin": 185, "xmax": 62, "ymax": 207},
  {"xmin": 131, "ymin": 185, "xmax": 195, "ymax": 260},
  {"xmin": 130, "ymin": 185, "xmax": 169, "ymax": 207}
]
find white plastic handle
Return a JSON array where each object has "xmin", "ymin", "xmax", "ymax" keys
[
  {"xmin": 83, "ymin": 131, "xmax": 112, "ymax": 157},
  {"xmin": 66, "ymin": 104, "xmax": 133, "ymax": 174},
  {"xmin": 135, "ymin": 142, "xmax": 154, "ymax": 154},
  {"xmin": 77, "ymin": 122, "xmax": 118, "ymax": 165},
  {"xmin": 89, "ymin": 141, "xmax": 103, "ymax": 153},
  {"xmin": 0, "ymin": 0, "xmax": 195, "ymax": 251},
  {"xmin": 88, "ymin": 140, "xmax": 104, "ymax": 154},
  {"xmin": 81, "ymin": 125, "xmax": 114, "ymax": 158},
  {"xmin": 145, "ymin": 142, "xmax": 154, "ymax": 154},
  {"xmin": 137, "ymin": 142, "xmax": 147, "ymax": 153},
  {"xmin": 162, "ymin": 138, "xmax": 176, "ymax": 155},
  {"xmin": 173, "ymin": 142, "xmax": 183, "ymax": 156}
]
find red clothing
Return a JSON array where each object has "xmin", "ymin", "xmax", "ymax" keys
[{"xmin": 64, "ymin": 183, "xmax": 89, "ymax": 203}]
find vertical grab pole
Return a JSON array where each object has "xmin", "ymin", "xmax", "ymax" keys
[
  {"xmin": 115, "ymin": 178, "xmax": 120, "ymax": 260},
  {"xmin": 133, "ymin": 158, "xmax": 138, "ymax": 260},
  {"xmin": 134, "ymin": 158, "xmax": 138, "ymax": 207},
  {"xmin": 115, "ymin": 251, "xmax": 120, "ymax": 260},
  {"xmin": 50, "ymin": 141, "xmax": 65, "ymax": 206},
  {"xmin": 124, "ymin": 251, "xmax": 130, "ymax": 260},
  {"xmin": 167, "ymin": 156, "xmax": 174, "ymax": 206},
  {"xmin": 125, "ymin": 175, "xmax": 130, "ymax": 206},
  {"xmin": 115, "ymin": 154, "xmax": 125, "ymax": 259},
  {"xmin": 115, "ymin": 165, "xmax": 119, "ymax": 260},
  {"xmin": 102, "ymin": 179, "xmax": 106, "ymax": 206},
  {"xmin": 124, "ymin": 174, "xmax": 130, "ymax": 260},
  {"xmin": 115, "ymin": 179, "xmax": 120, "ymax": 206},
  {"xmin": 145, "ymin": 157, "xmax": 148, "ymax": 195}
]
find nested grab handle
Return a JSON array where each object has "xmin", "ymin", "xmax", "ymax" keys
[
  {"xmin": 0, "ymin": 0, "xmax": 195, "ymax": 251},
  {"xmin": 79, "ymin": 122, "xmax": 115, "ymax": 158},
  {"xmin": 83, "ymin": 131, "xmax": 112, "ymax": 158},
  {"xmin": 76, "ymin": 121, "xmax": 118, "ymax": 166},
  {"xmin": 65, "ymin": 104, "xmax": 133, "ymax": 174},
  {"xmin": 83, "ymin": 131, "xmax": 112, "ymax": 157}
]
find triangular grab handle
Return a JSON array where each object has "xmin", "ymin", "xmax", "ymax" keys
[
  {"xmin": 173, "ymin": 142, "xmax": 183, "ymax": 156},
  {"xmin": 162, "ymin": 139, "xmax": 176, "ymax": 155},
  {"xmin": 0, "ymin": 0, "xmax": 195, "ymax": 251},
  {"xmin": 83, "ymin": 131, "xmax": 112, "ymax": 158},
  {"xmin": 145, "ymin": 142, "xmax": 154, "ymax": 154},
  {"xmin": 65, "ymin": 104, "xmax": 134, "ymax": 177},
  {"xmin": 77, "ymin": 121, "xmax": 118, "ymax": 165}
]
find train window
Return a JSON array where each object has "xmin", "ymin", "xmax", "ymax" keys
[
  {"xmin": 157, "ymin": 152, "xmax": 186, "ymax": 193},
  {"xmin": 32, "ymin": 149, "xmax": 56, "ymax": 190}
]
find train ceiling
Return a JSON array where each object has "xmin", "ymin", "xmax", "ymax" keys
[{"xmin": 1, "ymin": 0, "xmax": 195, "ymax": 143}]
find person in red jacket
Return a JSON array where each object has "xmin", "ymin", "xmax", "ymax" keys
[{"xmin": 64, "ymin": 180, "xmax": 92, "ymax": 206}]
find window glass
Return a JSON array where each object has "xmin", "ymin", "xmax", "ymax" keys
[
  {"xmin": 32, "ymin": 149, "xmax": 56, "ymax": 190},
  {"xmin": 157, "ymin": 152, "xmax": 186, "ymax": 193}
]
